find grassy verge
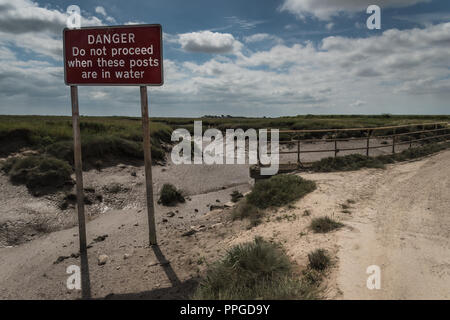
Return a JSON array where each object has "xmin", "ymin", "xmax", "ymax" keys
[
  {"xmin": 232, "ymin": 175, "xmax": 316, "ymax": 228},
  {"xmin": 1, "ymin": 155, "xmax": 72, "ymax": 195},
  {"xmin": 311, "ymin": 142, "xmax": 450, "ymax": 172},
  {"xmin": 193, "ymin": 237, "xmax": 317, "ymax": 300},
  {"xmin": 0, "ymin": 116, "xmax": 172, "ymax": 164}
]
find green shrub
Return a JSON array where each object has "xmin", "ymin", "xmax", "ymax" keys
[
  {"xmin": 247, "ymin": 175, "xmax": 316, "ymax": 209},
  {"xmin": 311, "ymin": 154, "xmax": 385, "ymax": 172},
  {"xmin": 308, "ymin": 249, "xmax": 331, "ymax": 271},
  {"xmin": 310, "ymin": 216, "xmax": 343, "ymax": 233},
  {"xmin": 193, "ymin": 237, "xmax": 316, "ymax": 300},
  {"xmin": 45, "ymin": 141, "xmax": 73, "ymax": 163},
  {"xmin": 158, "ymin": 183, "xmax": 185, "ymax": 206},
  {"xmin": 2, "ymin": 155, "xmax": 72, "ymax": 192}
]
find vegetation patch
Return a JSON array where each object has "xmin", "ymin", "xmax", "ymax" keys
[
  {"xmin": 193, "ymin": 237, "xmax": 317, "ymax": 300},
  {"xmin": 308, "ymin": 249, "xmax": 331, "ymax": 271},
  {"xmin": 231, "ymin": 200, "xmax": 263, "ymax": 229},
  {"xmin": 0, "ymin": 116, "xmax": 172, "ymax": 166},
  {"xmin": 310, "ymin": 216, "xmax": 343, "ymax": 233},
  {"xmin": 311, "ymin": 142, "xmax": 450, "ymax": 172},
  {"xmin": 158, "ymin": 183, "xmax": 185, "ymax": 206},
  {"xmin": 1, "ymin": 155, "xmax": 72, "ymax": 194},
  {"xmin": 311, "ymin": 154, "xmax": 385, "ymax": 172},
  {"xmin": 247, "ymin": 175, "xmax": 316, "ymax": 209},
  {"xmin": 103, "ymin": 183, "xmax": 128, "ymax": 194},
  {"xmin": 231, "ymin": 175, "xmax": 315, "ymax": 229}
]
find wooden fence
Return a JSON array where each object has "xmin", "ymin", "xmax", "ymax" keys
[{"xmin": 260, "ymin": 122, "xmax": 450, "ymax": 168}]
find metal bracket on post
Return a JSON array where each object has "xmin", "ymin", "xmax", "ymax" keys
[
  {"xmin": 70, "ymin": 85, "xmax": 91, "ymax": 300},
  {"xmin": 140, "ymin": 86, "xmax": 157, "ymax": 246}
]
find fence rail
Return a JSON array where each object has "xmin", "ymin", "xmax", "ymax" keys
[{"xmin": 260, "ymin": 122, "xmax": 450, "ymax": 167}]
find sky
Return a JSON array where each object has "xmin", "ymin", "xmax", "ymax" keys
[{"xmin": 0, "ymin": 0, "xmax": 449, "ymax": 117}]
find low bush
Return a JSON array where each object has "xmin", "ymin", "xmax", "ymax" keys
[
  {"xmin": 308, "ymin": 249, "xmax": 331, "ymax": 271},
  {"xmin": 310, "ymin": 216, "xmax": 343, "ymax": 233},
  {"xmin": 193, "ymin": 237, "xmax": 317, "ymax": 300},
  {"xmin": 247, "ymin": 175, "xmax": 316, "ymax": 209},
  {"xmin": 1, "ymin": 155, "xmax": 72, "ymax": 193},
  {"xmin": 158, "ymin": 183, "xmax": 185, "ymax": 206}
]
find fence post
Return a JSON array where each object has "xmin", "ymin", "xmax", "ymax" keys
[
  {"xmin": 334, "ymin": 130, "xmax": 338, "ymax": 157},
  {"xmin": 392, "ymin": 128, "xmax": 396, "ymax": 154},
  {"xmin": 257, "ymin": 132, "xmax": 260, "ymax": 166},
  {"xmin": 366, "ymin": 129, "xmax": 370, "ymax": 157},
  {"xmin": 297, "ymin": 136, "xmax": 300, "ymax": 165}
]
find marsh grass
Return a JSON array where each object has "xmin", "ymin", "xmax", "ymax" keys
[
  {"xmin": 193, "ymin": 237, "xmax": 317, "ymax": 300},
  {"xmin": 311, "ymin": 142, "xmax": 450, "ymax": 172},
  {"xmin": 231, "ymin": 175, "xmax": 316, "ymax": 229},
  {"xmin": 0, "ymin": 115, "xmax": 171, "ymax": 163},
  {"xmin": 310, "ymin": 216, "xmax": 344, "ymax": 233},
  {"xmin": 158, "ymin": 183, "xmax": 185, "ymax": 206},
  {"xmin": 1, "ymin": 155, "xmax": 72, "ymax": 194},
  {"xmin": 308, "ymin": 249, "xmax": 331, "ymax": 271},
  {"xmin": 247, "ymin": 175, "xmax": 316, "ymax": 209}
]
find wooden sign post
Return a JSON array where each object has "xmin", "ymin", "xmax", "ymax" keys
[
  {"xmin": 140, "ymin": 86, "xmax": 157, "ymax": 245},
  {"xmin": 70, "ymin": 85, "xmax": 91, "ymax": 299},
  {"xmin": 64, "ymin": 25, "xmax": 163, "ymax": 298}
]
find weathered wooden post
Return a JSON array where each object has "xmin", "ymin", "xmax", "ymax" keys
[
  {"xmin": 392, "ymin": 128, "xmax": 396, "ymax": 154},
  {"xmin": 366, "ymin": 129, "xmax": 370, "ymax": 157},
  {"xmin": 70, "ymin": 85, "xmax": 91, "ymax": 299},
  {"xmin": 334, "ymin": 130, "xmax": 338, "ymax": 158},
  {"xmin": 140, "ymin": 86, "xmax": 157, "ymax": 246}
]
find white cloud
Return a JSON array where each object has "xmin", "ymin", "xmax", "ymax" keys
[
  {"xmin": 95, "ymin": 6, "xmax": 107, "ymax": 16},
  {"xmin": 244, "ymin": 33, "xmax": 283, "ymax": 44},
  {"xmin": 157, "ymin": 22, "xmax": 450, "ymax": 114},
  {"xmin": 0, "ymin": 0, "xmax": 107, "ymax": 60},
  {"xmin": 325, "ymin": 23, "xmax": 334, "ymax": 30},
  {"xmin": 178, "ymin": 31, "xmax": 242, "ymax": 54},
  {"xmin": 125, "ymin": 21, "xmax": 145, "ymax": 25},
  {"xmin": 350, "ymin": 100, "xmax": 366, "ymax": 107},
  {"xmin": 225, "ymin": 16, "xmax": 265, "ymax": 30},
  {"xmin": 94, "ymin": 6, "xmax": 116, "ymax": 24},
  {"xmin": 280, "ymin": 0, "xmax": 431, "ymax": 20}
]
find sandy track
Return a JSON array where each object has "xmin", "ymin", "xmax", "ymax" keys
[{"xmin": 336, "ymin": 150, "xmax": 450, "ymax": 299}]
